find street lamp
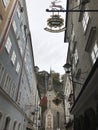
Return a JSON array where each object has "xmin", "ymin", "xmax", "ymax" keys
[
  {"xmin": 63, "ymin": 63, "xmax": 72, "ymax": 74},
  {"xmin": 63, "ymin": 62, "xmax": 84, "ymax": 103},
  {"xmin": 63, "ymin": 63, "xmax": 83, "ymax": 86}
]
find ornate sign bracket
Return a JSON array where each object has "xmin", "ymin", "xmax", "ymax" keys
[{"xmin": 44, "ymin": 0, "xmax": 66, "ymax": 33}]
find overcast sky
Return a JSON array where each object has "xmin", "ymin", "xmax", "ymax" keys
[{"xmin": 25, "ymin": 0, "xmax": 68, "ymax": 75}]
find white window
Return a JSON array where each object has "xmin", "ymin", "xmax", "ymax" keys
[
  {"xmin": 71, "ymin": 28, "xmax": 75, "ymax": 41},
  {"xmin": 12, "ymin": 20, "xmax": 17, "ymax": 33},
  {"xmin": 18, "ymin": 40, "xmax": 23, "ymax": 56},
  {"xmin": 5, "ymin": 36, "xmax": 12, "ymax": 54},
  {"xmin": 2, "ymin": 0, "xmax": 10, "ymax": 8},
  {"xmin": 91, "ymin": 41, "xmax": 98, "ymax": 64},
  {"xmin": 82, "ymin": 10, "xmax": 89, "ymax": 32},
  {"xmin": 11, "ymin": 51, "xmax": 16, "ymax": 65},
  {"xmin": 74, "ymin": 49, "xmax": 79, "ymax": 65},
  {"xmin": 16, "ymin": 62, "xmax": 20, "ymax": 73}
]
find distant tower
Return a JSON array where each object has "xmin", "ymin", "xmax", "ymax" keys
[{"xmin": 48, "ymin": 68, "xmax": 53, "ymax": 91}]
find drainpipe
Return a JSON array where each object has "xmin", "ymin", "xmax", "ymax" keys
[{"xmin": 0, "ymin": 0, "xmax": 19, "ymax": 53}]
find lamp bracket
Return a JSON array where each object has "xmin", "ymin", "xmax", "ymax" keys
[{"xmin": 69, "ymin": 77, "xmax": 83, "ymax": 85}]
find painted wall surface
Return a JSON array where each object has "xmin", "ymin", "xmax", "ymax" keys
[
  {"xmin": 0, "ymin": 91, "xmax": 26, "ymax": 130},
  {"xmin": 0, "ymin": 0, "xmax": 17, "ymax": 43}
]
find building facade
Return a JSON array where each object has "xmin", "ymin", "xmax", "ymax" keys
[
  {"xmin": 0, "ymin": 0, "xmax": 39, "ymax": 130},
  {"xmin": 64, "ymin": 0, "xmax": 98, "ymax": 130},
  {"xmin": 0, "ymin": 0, "xmax": 16, "ymax": 42}
]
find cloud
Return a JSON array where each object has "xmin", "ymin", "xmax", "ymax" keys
[{"xmin": 26, "ymin": 0, "xmax": 68, "ymax": 75}]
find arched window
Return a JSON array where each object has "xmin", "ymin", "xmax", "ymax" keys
[
  {"xmin": 13, "ymin": 121, "xmax": 17, "ymax": 130},
  {"xmin": 4, "ymin": 116, "xmax": 11, "ymax": 130},
  {"xmin": 18, "ymin": 123, "xmax": 21, "ymax": 130}
]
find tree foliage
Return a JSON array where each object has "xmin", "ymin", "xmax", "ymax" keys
[{"xmin": 52, "ymin": 72, "xmax": 63, "ymax": 92}]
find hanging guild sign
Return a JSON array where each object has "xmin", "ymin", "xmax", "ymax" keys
[{"xmin": 44, "ymin": 14, "xmax": 66, "ymax": 33}]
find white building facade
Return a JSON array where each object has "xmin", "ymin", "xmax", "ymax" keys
[{"xmin": 0, "ymin": 0, "xmax": 39, "ymax": 130}]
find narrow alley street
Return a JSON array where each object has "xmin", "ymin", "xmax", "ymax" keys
[{"xmin": 0, "ymin": 0, "xmax": 98, "ymax": 130}]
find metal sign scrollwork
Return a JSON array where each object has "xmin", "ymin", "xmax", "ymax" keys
[{"xmin": 44, "ymin": 0, "xmax": 66, "ymax": 33}]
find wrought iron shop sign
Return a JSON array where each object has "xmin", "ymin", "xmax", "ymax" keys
[{"xmin": 44, "ymin": 14, "xmax": 66, "ymax": 33}]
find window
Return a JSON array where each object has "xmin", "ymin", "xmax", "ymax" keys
[
  {"xmin": 13, "ymin": 121, "xmax": 17, "ymax": 130},
  {"xmin": 18, "ymin": 40, "xmax": 23, "ymax": 56},
  {"xmin": 3, "ymin": 74, "xmax": 11, "ymax": 93},
  {"xmin": 48, "ymin": 115, "xmax": 51, "ymax": 128},
  {"xmin": 82, "ymin": 10, "xmax": 89, "ymax": 32},
  {"xmin": 16, "ymin": 62, "xmax": 20, "ymax": 73},
  {"xmin": 10, "ymin": 83, "xmax": 16, "ymax": 98},
  {"xmin": 0, "ymin": 63, "xmax": 5, "ymax": 84},
  {"xmin": 11, "ymin": 51, "xmax": 16, "ymax": 65},
  {"xmin": 18, "ymin": 123, "xmax": 21, "ymax": 130},
  {"xmin": 91, "ymin": 41, "xmax": 98, "ymax": 64},
  {"xmin": 12, "ymin": 20, "xmax": 17, "ymax": 33},
  {"xmin": 5, "ymin": 36, "xmax": 12, "ymax": 54},
  {"xmin": 71, "ymin": 28, "xmax": 75, "ymax": 41},
  {"xmin": 2, "ymin": 0, "xmax": 10, "ymax": 8},
  {"xmin": 4, "ymin": 117, "xmax": 11, "ymax": 130},
  {"xmin": 74, "ymin": 49, "xmax": 79, "ymax": 65}
]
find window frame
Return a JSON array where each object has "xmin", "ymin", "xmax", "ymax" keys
[
  {"xmin": 91, "ymin": 41, "xmax": 98, "ymax": 64},
  {"xmin": 74, "ymin": 48, "xmax": 79, "ymax": 66},
  {"xmin": 82, "ymin": 9, "xmax": 90, "ymax": 32},
  {"xmin": 5, "ymin": 36, "xmax": 12, "ymax": 54},
  {"xmin": 12, "ymin": 20, "xmax": 17, "ymax": 34},
  {"xmin": 11, "ymin": 50, "xmax": 16, "ymax": 65},
  {"xmin": 16, "ymin": 62, "xmax": 20, "ymax": 73}
]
